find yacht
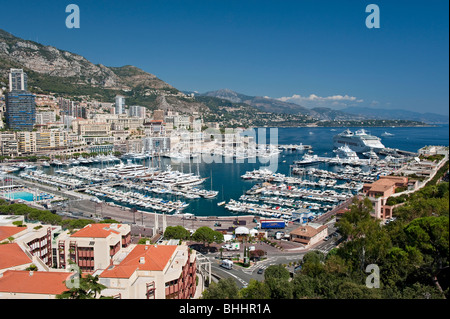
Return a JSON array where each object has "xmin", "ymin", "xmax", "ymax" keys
[
  {"xmin": 362, "ymin": 148, "xmax": 379, "ymax": 160},
  {"xmin": 381, "ymin": 132, "xmax": 395, "ymax": 137},
  {"xmin": 294, "ymin": 154, "xmax": 323, "ymax": 166},
  {"xmin": 333, "ymin": 145, "xmax": 359, "ymax": 160},
  {"xmin": 333, "ymin": 129, "xmax": 385, "ymax": 153}
]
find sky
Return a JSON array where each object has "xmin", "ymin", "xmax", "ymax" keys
[{"xmin": 0, "ymin": 0, "xmax": 448, "ymax": 115}]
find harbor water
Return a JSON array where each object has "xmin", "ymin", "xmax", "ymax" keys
[{"xmin": 15, "ymin": 125, "xmax": 450, "ymax": 217}]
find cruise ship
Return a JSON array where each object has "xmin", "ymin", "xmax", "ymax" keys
[{"xmin": 333, "ymin": 129, "xmax": 385, "ymax": 153}]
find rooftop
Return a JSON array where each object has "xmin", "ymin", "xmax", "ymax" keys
[
  {"xmin": 0, "ymin": 226, "xmax": 27, "ymax": 242},
  {"xmin": 0, "ymin": 243, "xmax": 32, "ymax": 270},
  {"xmin": 0, "ymin": 270, "xmax": 73, "ymax": 295},
  {"xmin": 100, "ymin": 245, "xmax": 177, "ymax": 279},
  {"xmin": 70, "ymin": 223, "xmax": 124, "ymax": 238}
]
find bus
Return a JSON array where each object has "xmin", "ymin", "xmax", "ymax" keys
[{"xmin": 220, "ymin": 259, "xmax": 233, "ymax": 270}]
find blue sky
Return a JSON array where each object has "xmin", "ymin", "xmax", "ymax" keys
[{"xmin": 0, "ymin": 0, "xmax": 448, "ymax": 115}]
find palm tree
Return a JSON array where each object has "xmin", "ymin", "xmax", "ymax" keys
[{"xmin": 56, "ymin": 272, "xmax": 106, "ymax": 299}]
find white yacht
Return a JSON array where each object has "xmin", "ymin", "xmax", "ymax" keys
[
  {"xmin": 333, "ymin": 129, "xmax": 385, "ymax": 153},
  {"xmin": 333, "ymin": 145, "xmax": 359, "ymax": 160}
]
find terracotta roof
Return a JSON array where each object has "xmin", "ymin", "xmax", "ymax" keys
[
  {"xmin": 0, "ymin": 226, "xmax": 27, "ymax": 242},
  {"xmin": 290, "ymin": 225, "xmax": 327, "ymax": 238},
  {"xmin": 0, "ymin": 243, "xmax": 32, "ymax": 269},
  {"xmin": 100, "ymin": 245, "xmax": 177, "ymax": 279},
  {"xmin": 0, "ymin": 243, "xmax": 32, "ymax": 270},
  {"xmin": 70, "ymin": 224, "xmax": 121, "ymax": 238},
  {"xmin": 0, "ymin": 270, "xmax": 73, "ymax": 295}
]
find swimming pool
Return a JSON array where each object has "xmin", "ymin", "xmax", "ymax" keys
[{"xmin": 3, "ymin": 191, "xmax": 35, "ymax": 201}]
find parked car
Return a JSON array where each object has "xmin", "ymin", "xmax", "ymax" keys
[{"xmin": 324, "ymin": 236, "xmax": 330, "ymax": 241}]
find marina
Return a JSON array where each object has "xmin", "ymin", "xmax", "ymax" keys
[{"xmin": 1, "ymin": 126, "xmax": 448, "ymax": 220}]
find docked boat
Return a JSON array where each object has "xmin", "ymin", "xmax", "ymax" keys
[
  {"xmin": 333, "ymin": 145, "xmax": 359, "ymax": 161},
  {"xmin": 294, "ymin": 154, "xmax": 323, "ymax": 166},
  {"xmin": 333, "ymin": 129, "xmax": 385, "ymax": 153}
]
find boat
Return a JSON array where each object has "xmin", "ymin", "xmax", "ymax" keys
[
  {"xmin": 41, "ymin": 161, "xmax": 50, "ymax": 167},
  {"xmin": 294, "ymin": 154, "xmax": 323, "ymax": 166},
  {"xmin": 382, "ymin": 132, "xmax": 395, "ymax": 137},
  {"xmin": 217, "ymin": 201, "xmax": 226, "ymax": 206},
  {"xmin": 333, "ymin": 129, "xmax": 385, "ymax": 153},
  {"xmin": 362, "ymin": 148, "xmax": 379, "ymax": 160},
  {"xmin": 333, "ymin": 145, "xmax": 359, "ymax": 160}
]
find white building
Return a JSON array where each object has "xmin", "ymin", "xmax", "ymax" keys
[{"xmin": 115, "ymin": 95, "xmax": 126, "ymax": 115}]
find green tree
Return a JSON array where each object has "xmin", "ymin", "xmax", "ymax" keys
[
  {"xmin": 264, "ymin": 265, "xmax": 293, "ymax": 299},
  {"xmin": 239, "ymin": 279, "xmax": 270, "ymax": 299},
  {"xmin": 164, "ymin": 225, "xmax": 191, "ymax": 240},
  {"xmin": 56, "ymin": 273, "xmax": 106, "ymax": 299},
  {"xmin": 192, "ymin": 226, "xmax": 224, "ymax": 247},
  {"xmin": 201, "ymin": 277, "xmax": 240, "ymax": 299}
]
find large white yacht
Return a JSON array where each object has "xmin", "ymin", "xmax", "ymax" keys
[
  {"xmin": 333, "ymin": 144, "xmax": 359, "ymax": 160},
  {"xmin": 333, "ymin": 129, "xmax": 385, "ymax": 153}
]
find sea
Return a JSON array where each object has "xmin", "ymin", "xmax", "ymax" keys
[{"xmin": 38, "ymin": 125, "xmax": 450, "ymax": 217}]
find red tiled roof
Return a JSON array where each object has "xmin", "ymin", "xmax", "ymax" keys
[
  {"xmin": 100, "ymin": 245, "xmax": 177, "ymax": 279},
  {"xmin": 0, "ymin": 243, "xmax": 32, "ymax": 270},
  {"xmin": 0, "ymin": 226, "xmax": 27, "ymax": 242},
  {"xmin": 0, "ymin": 270, "xmax": 73, "ymax": 295},
  {"xmin": 70, "ymin": 224, "xmax": 121, "ymax": 238}
]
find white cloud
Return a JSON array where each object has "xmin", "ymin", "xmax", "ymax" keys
[{"xmin": 276, "ymin": 93, "xmax": 364, "ymax": 109}]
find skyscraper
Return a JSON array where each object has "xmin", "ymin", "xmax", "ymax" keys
[
  {"xmin": 5, "ymin": 91, "xmax": 36, "ymax": 131},
  {"xmin": 8, "ymin": 68, "xmax": 28, "ymax": 92},
  {"xmin": 115, "ymin": 95, "xmax": 125, "ymax": 115},
  {"xmin": 5, "ymin": 69, "xmax": 36, "ymax": 131}
]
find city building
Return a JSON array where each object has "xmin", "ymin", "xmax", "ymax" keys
[
  {"xmin": 115, "ymin": 95, "xmax": 126, "ymax": 115},
  {"xmin": 129, "ymin": 105, "xmax": 146, "ymax": 118},
  {"xmin": 8, "ymin": 69, "xmax": 28, "ymax": 92},
  {"xmin": 362, "ymin": 175, "xmax": 410, "ymax": 220},
  {"xmin": 289, "ymin": 223, "xmax": 328, "ymax": 246},
  {"xmin": 5, "ymin": 91, "xmax": 36, "ymax": 131},
  {"xmin": 98, "ymin": 243, "xmax": 197, "ymax": 299},
  {"xmin": 54, "ymin": 223, "xmax": 131, "ymax": 273}
]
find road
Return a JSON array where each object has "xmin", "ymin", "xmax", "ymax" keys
[{"xmin": 204, "ymin": 222, "xmax": 342, "ymax": 289}]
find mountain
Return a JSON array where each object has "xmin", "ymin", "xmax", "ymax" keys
[
  {"xmin": 200, "ymin": 89, "xmax": 368, "ymax": 121},
  {"xmin": 0, "ymin": 29, "xmax": 172, "ymax": 92},
  {"xmin": 342, "ymin": 106, "xmax": 449, "ymax": 124},
  {"xmin": 202, "ymin": 89, "xmax": 313, "ymax": 114}
]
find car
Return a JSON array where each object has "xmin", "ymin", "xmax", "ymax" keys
[
  {"xmin": 332, "ymin": 232, "xmax": 339, "ymax": 237},
  {"xmin": 257, "ymin": 268, "xmax": 264, "ymax": 274},
  {"xmin": 324, "ymin": 236, "xmax": 330, "ymax": 241}
]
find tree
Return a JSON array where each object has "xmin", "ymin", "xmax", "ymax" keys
[
  {"xmin": 192, "ymin": 226, "xmax": 224, "ymax": 247},
  {"xmin": 201, "ymin": 277, "xmax": 240, "ymax": 299},
  {"xmin": 56, "ymin": 273, "xmax": 106, "ymax": 299},
  {"xmin": 264, "ymin": 265, "xmax": 293, "ymax": 299},
  {"xmin": 164, "ymin": 225, "xmax": 191, "ymax": 240},
  {"xmin": 403, "ymin": 216, "xmax": 449, "ymax": 295},
  {"xmin": 239, "ymin": 279, "xmax": 270, "ymax": 299}
]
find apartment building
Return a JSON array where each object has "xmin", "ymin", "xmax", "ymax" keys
[
  {"xmin": 0, "ymin": 131, "xmax": 18, "ymax": 157},
  {"xmin": 0, "ymin": 221, "xmax": 54, "ymax": 268},
  {"xmin": 54, "ymin": 223, "xmax": 131, "ymax": 274},
  {"xmin": 99, "ymin": 243, "xmax": 197, "ymax": 299},
  {"xmin": 362, "ymin": 175, "xmax": 410, "ymax": 220},
  {"xmin": 35, "ymin": 111, "xmax": 56, "ymax": 125},
  {"xmin": 72, "ymin": 119, "xmax": 111, "ymax": 137}
]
